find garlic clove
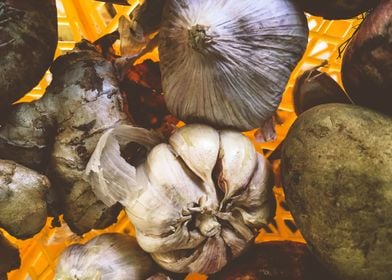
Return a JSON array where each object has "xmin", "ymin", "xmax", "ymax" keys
[
  {"xmin": 230, "ymin": 155, "xmax": 276, "ymax": 228},
  {"xmin": 188, "ymin": 236, "xmax": 228, "ymax": 274},
  {"xmin": 145, "ymin": 143, "xmax": 206, "ymax": 205},
  {"xmin": 216, "ymin": 211, "xmax": 255, "ymax": 242},
  {"xmin": 152, "ymin": 236, "xmax": 228, "ymax": 275},
  {"xmin": 220, "ymin": 227, "xmax": 249, "ymax": 258},
  {"xmin": 128, "ymin": 161, "xmax": 204, "ymax": 252},
  {"xmin": 169, "ymin": 124, "xmax": 220, "ymax": 209},
  {"xmin": 169, "ymin": 124, "xmax": 219, "ymax": 184},
  {"xmin": 85, "ymin": 125, "xmax": 161, "ymax": 206},
  {"xmin": 216, "ymin": 130, "xmax": 258, "ymax": 204},
  {"xmin": 133, "ymin": 204, "xmax": 205, "ymax": 253},
  {"xmin": 125, "ymin": 164, "xmax": 184, "ymax": 237}
]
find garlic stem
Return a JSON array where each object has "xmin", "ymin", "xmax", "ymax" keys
[
  {"xmin": 188, "ymin": 24, "xmax": 214, "ymax": 52},
  {"xmin": 196, "ymin": 213, "xmax": 221, "ymax": 237}
]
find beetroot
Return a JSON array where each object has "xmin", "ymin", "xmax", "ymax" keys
[
  {"xmin": 295, "ymin": 0, "xmax": 380, "ymax": 19},
  {"xmin": 0, "ymin": 0, "xmax": 57, "ymax": 109},
  {"xmin": 0, "ymin": 232, "xmax": 20, "ymax": 278},
  {"xmin": 293, "ymin": 66, "xmax": 351, "ymax": 115},
  {"xmin": 121, "ymin": 60, "xmax": 178, "ymax": 138},
  {"xmin": 210, "ymin": 241, "xmax": 335, "ymax": 280},
  {"xmin": 342, "ymin": 0, "xmax": 391, "ymax": 115}
]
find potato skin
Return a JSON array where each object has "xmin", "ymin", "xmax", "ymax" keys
[
  {"xmin": 0, "ymin": 0, "xmax": 57, "ymax": 109},
  {"xmin": 281, "ymin": 103, "xmax": 392, "ymax": 280},
  {"xmin": 0, "ymin": 159, "xmax": 51, "ymax": 239}
]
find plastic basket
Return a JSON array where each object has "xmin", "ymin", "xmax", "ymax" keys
[{"xmin": 3, "ymin": 1, "xmax": 362, "ymax": 279}]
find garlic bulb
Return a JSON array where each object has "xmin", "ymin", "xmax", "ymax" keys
[
  {"xmin": 159, "ymin": 0, "xmax": 308, "ymax": 131},
  {"xmin": 55, "ymin": 233, "xmax": 158, "ymax": 280},
  {"xmin": 86, "ymin": 124, "xmax": 276, "ymax": 274}
]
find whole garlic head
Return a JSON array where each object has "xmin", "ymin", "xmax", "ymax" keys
[
  {"xmin": 159, "ymin": 0, "xmax": 308, "ymax": 131},
  {"xmin": 55, "ymin": 233, "xmax": 157, "ymax": 280},
  {"xmin": 86, "ymin": 124, "xmax": 276, "ymax": 274}
]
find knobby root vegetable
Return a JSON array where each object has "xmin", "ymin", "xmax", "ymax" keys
[
  {"xmin": 55, "ymin": 233, "xmax": 176, "ymax": 280},
  {"xmin": 293, "ymin": 63, "xmax": 351, "ymax": 115},
  {"xmin": 0, "ymin": 160, "xmax": 51, "ymax": 239},
  {"xmin": 0, "ymin": 0, "xmax": 57, "ymax": 110},
  {"xmin": 0, "ymin": 40, "xmax": 129, "ymax": 235},
  {"xmin": 86, "ymin": 124, "xmax": 276, "ymax": 274},
  {"xmin": 341, "ymin": 0, "xmax": 392, "ymax": 116},
  {"xmin": 281, "ymin": 103, "xmax": 392, "ymax": 280},
  {"xmin": 0, "ymin": 232, "xmax": 20, "ymax": 278},
  {"xmin": 295, "ymin": 0, "xmax": 380, "ymax": 19}
]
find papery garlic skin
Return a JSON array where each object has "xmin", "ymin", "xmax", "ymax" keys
[
  {"xmin": 159, "ymin": 0, "xmax": 308, "ymax": 131},
  {"xmin": 55, "ymin": 233, "xmax": 157, "ymax": 280},
  {"xmin": 86, "ymin": 124, "xmax": 276, "ymax": 274}
]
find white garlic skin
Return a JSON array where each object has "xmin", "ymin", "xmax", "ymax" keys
[
  {"xmin": 86, "ymin": 124, "xmax": 276, "ymax": 274},
  {"xmin": 55, "ymin": 233, "xmax": 157, "ymax": 280},
  {"xmin": 159, "ymin": 0, "xmax": 308, "ymax": 131}
]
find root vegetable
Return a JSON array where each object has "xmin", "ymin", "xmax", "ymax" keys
[
  {"xmin": 0, "ymin": 160, "xmax": 50, "ymax": 239},
  {"xmin": 0, "ymin": 40, "xmax": 129, "ymax": 235},
  {"xmin": 281, "ymin": 103, "xmax": 392, "ymax": 280},
  {"xmin": 0, "ymin": 232, "xmax": 20, "ymax": 278},
  {"xmin": 293, "ymin": 64, "xmax": 351, "ymax": 115},
  {"xmin": 95, "ymin": 0, "xmax": 130, "ymax": 5},
  {"xmin": 295, "ymin": 0, "xmax": 380, "ymax": 19},
  {"xmin": 210, "ymin": 241, "xmax": 335, "ymax": 280},
  {"xmin": 341, "ymin": 0, "xmax": 392, "ymax": 116},
  {"xmin": 0, "ymin": 0, "xmax": 57, "ymax": 109}
]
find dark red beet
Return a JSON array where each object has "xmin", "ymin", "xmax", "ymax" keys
[
  {"xmin": 293, "ymin": 66, "xmax": 351, "ymax": 115},
  {"xmin": 342, "ymin": 0, "xmax": 392, "ymax": 115},
  {"xmin": 95, "ymin": 0, "xmax": 130, "ymax": 5},
  {"xmin": 295, "ymin": 0, "xmax": 380, "ymax": 19},
  {"xmin": 210, "ymin": 241, "xmax": 336, "ymax": 280},
  {"xmin": 0, "ymin": 0, "xmax": 57, "ymax": 109}
]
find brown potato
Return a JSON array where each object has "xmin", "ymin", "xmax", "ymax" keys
[{"xmin": 281, "ymin": 103, "xmax": 392, "ymax": 280}]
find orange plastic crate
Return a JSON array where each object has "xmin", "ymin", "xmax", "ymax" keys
[{"xmin": 3, "ymin": 1, "xmax": 362, "ymax": 279}]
